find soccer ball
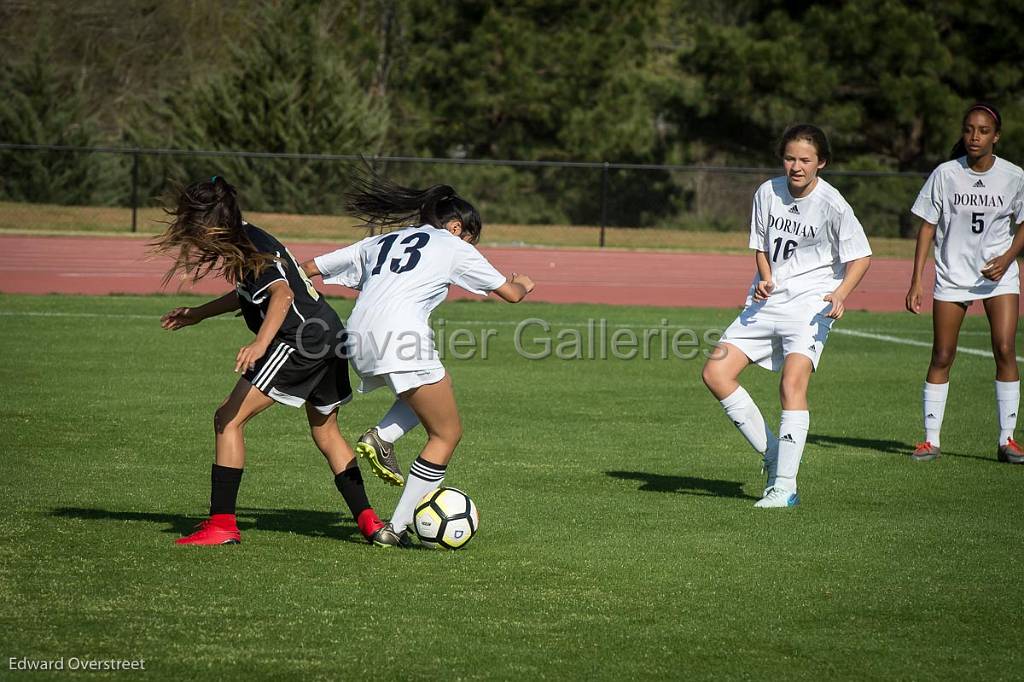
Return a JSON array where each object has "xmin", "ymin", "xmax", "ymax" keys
[{"xmin": 413, "ymin": 487, "xmax": 479, "ymax": 550}]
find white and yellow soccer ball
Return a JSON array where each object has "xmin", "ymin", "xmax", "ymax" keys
[{"xmin": 413, "ymin": 487, "xmax": 479, "ymax": 550}]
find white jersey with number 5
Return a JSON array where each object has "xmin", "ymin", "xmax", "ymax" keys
[
  {"xmin": 314, "ymin": 225, "xmax": 507, "ymax": 376},
  {"xmin": 911, "ymin": 156, "xmax": 1024, "ymax": 301},
  {"xmin": 746, "ymin": 177, "xmax": 872, "ymax": 315}
]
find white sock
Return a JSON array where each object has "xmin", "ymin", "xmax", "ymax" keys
[
  {"xmin": 996, "ymin": 380, "xmax": 1019, "ymax": 446},
  {"xmin": 390, "ymin": 457, "xmax": 446, "ymax": 533},
  {"xmin": 923, "ymin": 382, "xmax": 949, "ymax": 446},
  {"xmin": 376, "ymin": 399, "xmax": 420, "ymax": 443},
  {"xmin": 720, "ymin": 387, "xmax": 778, "ymax": 485},
  {"xmin": 774, "ymin": 410, "xmax": 809, "ymax": 493},
  {"xmin": 719, "ymin": 387, "xmax": 777, "ymax": 455}
]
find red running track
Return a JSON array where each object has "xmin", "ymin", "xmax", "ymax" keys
[{"xmin": 0, "ymin": 234, "xmax": 1012, "ymax": 314}]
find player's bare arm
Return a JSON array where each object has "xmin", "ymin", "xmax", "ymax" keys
[
  {"xmin": 906, "ymin": 221, "xmax": 936, "ymax": 314},
  {"xmin": 301, "ymin": 258, "xmax": 323, "ymax": 280},
  {"xmin": 981, "ymin": 220, "xmax": 1024, "ymax": 281},
  {"xmin": 825, "ymin": 256, "xmax": 871, "ymax": 319},
  {"xmin": 753, "ymin": 251, "xmax": 774, "ymax": 300},
  {"xmin": 492, "ymin": 273, "xmax": 535, "ymax": 303},
  {"xmin": 161, "ymin": 290, "xmax": 241, "ymax": 330},
  {"xmin": 235, "ymin": 280, "xmax": 293, "ymax": 373}
]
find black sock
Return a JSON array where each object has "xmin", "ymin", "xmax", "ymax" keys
[
  {"xmin": 335, "ymin": 464, "xmax": 371, "ymax": 520},
  {"xmin": 210, "ymin": 464, "xmax": 243, "ymax": 516}
]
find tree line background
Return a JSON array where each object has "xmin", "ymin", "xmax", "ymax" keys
[{"xmin": 1, "ymin": 0, "xmax": 1022, "ymax": 236}]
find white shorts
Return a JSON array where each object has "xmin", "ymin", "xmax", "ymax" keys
[
  {"xmin": 358, "ymin": 366, "xmax": 446, "ymax": 395},
  {"xmin": 934, "ymin": 270, "xmax": 1020, "ymax": 303},
  {"xmin": 720, "ymin": 303, "xmax": 834, "ymax": 372}
]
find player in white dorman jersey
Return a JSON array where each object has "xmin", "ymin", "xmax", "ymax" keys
[
  {"xmin": 702, "ymin": 124, "xmax": 873, "ymax": 508},
  {"xmin": 906, "ymin": 103, "xmax": 1024, "ymax": 464},
  {"xmin": 303, "ymin": 168, "xmax": 535, "ymax": 546}
]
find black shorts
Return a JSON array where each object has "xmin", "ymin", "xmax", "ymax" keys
[{"xmin": 243, "ymin": 341, "xmax": 352, "ymax": 414}]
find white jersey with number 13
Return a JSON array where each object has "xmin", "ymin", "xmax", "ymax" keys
[{"xmin": 314, "ymin": 225, "xmax": 507, "ymax": 376}]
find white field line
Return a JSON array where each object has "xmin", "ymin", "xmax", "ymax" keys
[
  {"xmin": 0, "ymin": 309, "xmax": 1011, "ymax": 359},
  {"xmin": 0, "ymin": 310, "xmax": 714, "ymax": 329},
  {"xmin": 0, "ymin": 310, "xmax": 157, "ymax": 320},
  {"xmin": 831, "ymin": 328, "xmax": 1020, "ymax": 362}
]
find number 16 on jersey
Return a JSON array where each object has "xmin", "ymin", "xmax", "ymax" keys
[{"xmin": 772, "ymin": 237, "xmax": 797, "ymax": 262}]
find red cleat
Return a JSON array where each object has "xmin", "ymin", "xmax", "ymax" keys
[
  {"xmin": 998, "ymin": 438, "xmax": 1024, "ymax": 464},
  {"xmin": 357, "ymin": 508, "xmax": 385, "ymax": 543},
  {"xmin": 910, "ymin": 441, "xmax": 940, "ymax": 462},
  {"xmin": 175, "ymin": 514, "xmax": 241, "ymax": 545}
]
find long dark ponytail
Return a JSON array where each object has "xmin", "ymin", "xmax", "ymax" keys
[
  {"xmin": 950, "ymin": 102, "xmax": 1002, "ymax": 160},
  {"xmin": 152, "ymin": 176, "xmax": 274, "ymax": 285},
  {"xmin": 344, "ymin": 165, "xmax": 483, "ymax": 244}
]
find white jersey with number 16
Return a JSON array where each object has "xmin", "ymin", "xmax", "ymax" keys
[{"xmin": 746, "ymin": 176, "xmax": 872, "ymax": 315}]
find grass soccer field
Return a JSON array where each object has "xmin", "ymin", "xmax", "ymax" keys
[{"xmin": 1, "ymin": 293, "xmax": 1021, "ymax": 680}]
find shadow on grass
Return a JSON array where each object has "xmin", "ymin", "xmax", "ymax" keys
[
  {"xmin": 808, "ymin": 434, "xmax": 908, "ymax": 455},
  {"xmin": 807, "ymin": 434, "xmax": 994, "ymax": 462},
  {"xmin": 48, "ymin": 507, "xmax": 366, "ymax": 544},
  {"xmin": 606, "ymin": 471, "xmax": 757, "ymax": 500}
]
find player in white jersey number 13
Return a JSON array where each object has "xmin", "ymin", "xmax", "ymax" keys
[
  {"xmin": 702, "ymin": 124, "xmax": 873, "ymax": 508},
  {"xmin": 906, "ymin": 103, "xmax": 1024, "ymax": 463},
  {"xmin": 302, "ymin": 168, "xmax": 535, "ymax": 546}
]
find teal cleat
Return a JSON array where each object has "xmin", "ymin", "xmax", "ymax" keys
[{"xmin": 754, "ymin": 487, "xmax": 800, "ymax": 509}]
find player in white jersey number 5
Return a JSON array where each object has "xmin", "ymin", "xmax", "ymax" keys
[
  {"xmin": 906, "ymin": 103, "xmax": 1024, "ymax": 463},
  {"xmin": 303, "ymin": 169, "xmax": 535, "ymax": 547},
  {"xmin": 702, "ymin": 125, "xmax": 872, "ymax": 508}
]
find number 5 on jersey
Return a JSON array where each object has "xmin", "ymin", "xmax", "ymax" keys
[
  {"xmin": 971, "ymin": 212, "xmax": 985, "ymax": 234},
  {"xmin": 371, "ymin": 232, "xmax": 432, "ymax": 275}
]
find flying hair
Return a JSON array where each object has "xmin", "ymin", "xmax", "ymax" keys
[
  {"xmin": 151, "ymin": 176, "xmax": 275, "ymax": 286},
  {"xmin": 344, "ymin": 163, "xmax": 483, "ymax": 244}
]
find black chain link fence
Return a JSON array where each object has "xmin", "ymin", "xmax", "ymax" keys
[{"xmin": 0, "ymin": 143, "xmax": 928, "ymax": 245}]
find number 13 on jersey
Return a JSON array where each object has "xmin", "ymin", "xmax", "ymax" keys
[{"xmin": 371, "ymin": 232, "xmax": 432, "ymax": 275}]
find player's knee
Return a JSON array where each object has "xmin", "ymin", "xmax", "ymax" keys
[
  {"xmin": 214, "ymin": 407, "xmax": 242, "ymax": 434},
  {"xmin": 993, "ymin": 340, "xmax": 1017, "ymax": 365},
  {"xmin": 701, "ymin": 362, "xmax": 722, "ymax": 392},
  {"xmin": 429, "ymin": 423, "xmax": 462, "ymax": 449},
  {"xmin": 309, "ymin": 422, "xmax": 335, "ymax": 448},
  {"xmin": 308, "ymin": 424, "xmax": 325, "ymax": 446},
  {"xmin": 779, "ymin": 376, "xmax": 807, "ymax": 404},
  {"xmin": 930, "ymin": 346, "xmax": 956, "ymax": 370}
]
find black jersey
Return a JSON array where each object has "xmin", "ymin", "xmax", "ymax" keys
[{"xmin": 236, "ymin": 224, "xmax": 343, "ymax": 357}]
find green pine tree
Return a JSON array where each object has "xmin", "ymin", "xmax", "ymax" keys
[
  {"xmin": 0, "ymin": 38, "xmax": 107, "ymax": 205},
  {"xmin": 126, "ymin": 1, "xmax": 388, "ymax": 214}
]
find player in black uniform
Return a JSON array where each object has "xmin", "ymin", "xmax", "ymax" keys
[{"xmin": 154, "ymin": 176, "xmax": 386, "ymax": 545}]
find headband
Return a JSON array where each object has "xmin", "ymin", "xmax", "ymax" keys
[{"xmin": 968, "ymin": 105, "xmax": 1000, "ymax": 125}]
